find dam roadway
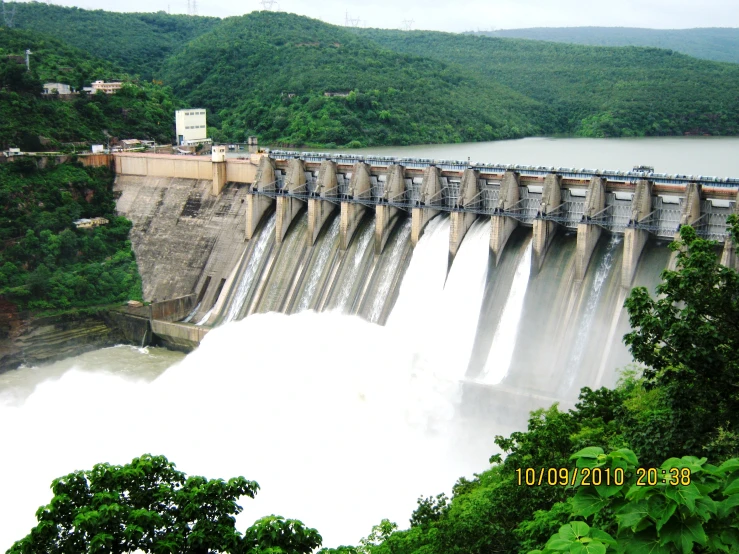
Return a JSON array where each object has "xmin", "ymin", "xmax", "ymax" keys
[{"xmin": 112, "ymin": 148, "xmax": 739, "ymax": 419}]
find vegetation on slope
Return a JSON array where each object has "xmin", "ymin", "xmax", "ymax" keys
[
  {"xmin": 160, "ymin": 11, "xmax": 544, "ymax": 147},
  {"xmin": 0, "ymin": 160, "xmax": 142, "ymax": 311},
  {"xmin": 9, "ymin": 4, "xmax": 739, "ymax": 146},
  {"xmin": 357, "ymin": 28, "xmax": 739, "ymax": 139},
  {"xmin": 473, "ymin": 27, "xmax": 739, "ymax": 65},
  {"xmin": 9, "ymin": 2, "xmax": 219, "ymax": 79},
  {"xmin": 0, "ymin": 27, "xmax": 178, "ymax": 148}
]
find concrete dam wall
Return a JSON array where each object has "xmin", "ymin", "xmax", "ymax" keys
[{"xmin": 113, "ymin": 150, "xmax": 739, "ymax": 420}]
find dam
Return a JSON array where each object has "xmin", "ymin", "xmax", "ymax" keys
[
  {"xmin": 112, "ymin": 147, "xmax": 739, "ymax": 416},
  {"xmin": 4, "ymin": 138, "xmax": 739, "ymax": 552}
]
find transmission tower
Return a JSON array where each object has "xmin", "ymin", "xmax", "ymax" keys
[
  {"xmin": 2, "ymin": 0, "xmax": 16, "ymax": 28},
  {"xmin": 402, "ymin": 19, "xmax": 414, "ymax": 31},
  {"xmin": 187, "ymin": 0, "xmax": 198, "ymax": 15},
  {"xmin": 344, "ymin": 10, "xmax": 360, "ymax": 27},
  {"xmin": 260, "ymin": 0, "xmax": 278, "ymax": 10}
]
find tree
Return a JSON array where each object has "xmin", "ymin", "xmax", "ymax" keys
[
  {"xmin": 8, "ymin": 454, "xmax": 322, "ymax": 554},
  {"xmin": 624, "ymin": 217, "xmax": 739, "ymax": 461}
]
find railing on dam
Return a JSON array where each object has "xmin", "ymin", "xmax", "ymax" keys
[
  {"xmin": 257, "ymin": 150, "xmax": 739, "ymax": 242},
  {"xmin": 271, "ymin": 150, "xmax": 739, "ymax": 190}
]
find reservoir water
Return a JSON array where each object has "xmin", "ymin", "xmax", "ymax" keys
[{"xmin": 2, "ymin": 136, "xmax": 738, "ymax": 551}]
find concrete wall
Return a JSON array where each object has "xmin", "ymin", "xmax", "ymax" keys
[
  {"xmin": 622, "ymin": 180, "xmax": 653, "ymax": 287},
  {"xmin": 226, "ymin": 159, "xmax": 259, "ymax": 184},
  {"xmin": 114, "ymin": 175, "xmax": 250, "ymax": 306},
  {"xmin": 575, "ymin": 176, "xmax": 606, "ymax": 280},
  {"xmin": 490, "ymin": 171, "xmax": 520, "ymax": 264},
  {"xmin": 532, "ymin": 173, "xmax": 562, "ymax": 273},
  {"xmin": 151, "ymin": 320, "xmax": 209, "ymax": 352},
  {"xmin": 114, "ymin": 153, "xmax": 259, "ymax": 185}
]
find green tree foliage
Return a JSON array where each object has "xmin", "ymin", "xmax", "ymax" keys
[
  {"xmin": 355, "ymin": 28, "xmax": 739, "ymax": 139},
  {"xmin": 471, "ymin": 27, "xmax": 739, "ymax": 66},
  {"xmin": 8, "ymin": 454, "xmax": 322, "ymax": 554},
  {"xmin": 159, "ymin": 11, "xmax": 541, "ymax": 147},
  {"xmin": 624, "ymin": 221, "xmax": 739, "ymax": 463},
  {"xmin": 0, "ymin": 160, "xmax": 142, "ymax": 311},
  {"xmin": 0, "ymin": 27, "xmax": 177, "ymax": 148},
  {"xmin": 534, "ymin": 447, "xmax": 739, "ymax": 554},
  {"xmin": 9, "ymin": 2, "xmax": 220, "ymax": 79},
  {"xmin": 10, "ymin": 5, "xmax": 739, "ymax": 147}
]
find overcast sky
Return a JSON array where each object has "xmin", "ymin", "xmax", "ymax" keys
[{"xmin": 13, "ymin": 0, "xmax": 739, "ymax": 31}]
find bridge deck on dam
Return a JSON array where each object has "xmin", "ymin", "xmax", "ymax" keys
[{"xmin": 262, "ymin": 150, "xmax": 738, "ymax": 242}]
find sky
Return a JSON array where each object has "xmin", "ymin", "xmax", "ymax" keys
[{"xmin": 10, "ymin": 0, "xmax": 739, "ymax": 31}]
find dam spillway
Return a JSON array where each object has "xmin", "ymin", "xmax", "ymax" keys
[{"xmin": 112, "ymin": 150, "xmax": 739, "ymax": 418}]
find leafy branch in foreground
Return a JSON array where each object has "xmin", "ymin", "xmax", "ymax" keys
[
  {"xmin": 532, "ymin": 447, "xmax": 739, "ymax": 554},
  {"xmin": 8, "ymin": 454, "xmax": 321, "ymax": 554}
]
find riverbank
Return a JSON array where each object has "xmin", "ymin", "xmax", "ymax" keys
[{"xmin": 0, "ymin": 295, "xmax": 197, "ymax": 373}]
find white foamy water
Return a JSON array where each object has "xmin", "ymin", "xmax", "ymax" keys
[
  {"xmin": 563, "ymin": 234, "xmax": 622, "ymax": 389},
  {"xmin": 332, "ymin": 220, "xmax": 375, "ymax": 312},
  {"xmin": 225, "ymin": 213, "xmax": 277, "ymax": 322},
  {"xmin": 387, "ymin": 216, "xmax": 450, "ymax": 330},
  {"xmin": 295, "ymin": 216, "xmax": 341, "ymax": 312},
  {"xmin": 195, "ymin": 306, "xmax": 215, "ymax": 326},
  {"xmin": 367, "ymin": 218, "xmax": 412, "ymax": 323},
  {"xmin": 431, "ymin": 218, "xmax": 490, "ymax": 381},
  {"xmin": 480, "ymin": 241, "xmax": 533, "ymax": 385},
  {"xmin": 0, "ymin": 313, "xmax": 496, "ymax": 552}
]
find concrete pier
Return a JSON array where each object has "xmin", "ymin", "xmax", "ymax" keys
[
  {"xmin": 276, "ymin": 158, "xmax": 307, "ymax": 244},
  {"xmin": 575, "ymin": 176, "xmax": 606, "ymax": 280},
  {"xmin": 532, "ymin": 173, "xmax": 561, "ymax": 273},
  {"xmin": 450, "ymin": 168, "xmax": 480, "ymax": 260},
  {"xmin": 490, "ymin": 170, "xmax": 520, "ymax": 264},
  {"xmin": 341, "ymin": 162, "xmax": 372, "ymax": 250},
  {"xmin": 622, "ymin": 179, "xmax": 652, "ymax": 287},
  {"xmin": 721, "ymin": 191, "xmax": 739, "ymax": 270},
  {"xmin": 211, "ymin": 146, "xmax": 227, "ymax": 196},
  {"xmin": 247, "ymin": 157, "xmax": 277, "ymax": 240},
  {"xmin": 308, "ymin": 160, "xmax": 339, "ymax": 245},
  {"xmin": 375, "ymin": 164, "xmax": 405, "ymax": 254},
  {"xmin": 411, "ymin": 166, "xmax": 443, "ymax": 245},
  {"xmin": 668, "ymin": 182, "xmax": 703, "ymax": 270}
]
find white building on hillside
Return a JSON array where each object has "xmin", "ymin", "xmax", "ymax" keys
[
  {"xmin": 42, "ymin": 82, "xmax": 73, "ymax": 95},
  {"xmin": 90, "ymin": 80, "xmax": 122, "ymax": 94},
  {"xmin": 175, "ymin": 109, "xmax": 210, "ymax": 146}
]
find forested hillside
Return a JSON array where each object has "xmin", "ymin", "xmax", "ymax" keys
[
  {"xmin": 0, "ymin": 160, "xmax": 142, "ymax": 311},
  {"xmin": 8, "ymin": 2, "xmax": 219, "ymax": 78},
  {"xmin": 6, "ymin": 3, "xmax": 739, "ymax": 146},
  {"xmin": 357, "ymin": 28, "xmax": 739, "ymax": 138},
  {"xmin": 0, "ymin": 27, "xmax": 177, "ymax": 149},
  {"xmin": 160, "ymin": 12, "xmax": 545, "ymax": 146},
  {"xmin": 473, "ymin": 27, "xmax": 739, "ymax": 65}
]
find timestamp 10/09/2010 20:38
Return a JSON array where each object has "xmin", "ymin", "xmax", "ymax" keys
[{"xmin": 515, "ymin": 467, "xmax": 693, "ymax": 487}]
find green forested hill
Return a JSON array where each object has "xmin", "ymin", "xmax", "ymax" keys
[
  {"xmin": 160, "ymin": 12, "xmax": 545, "ymax": 146},
  {"xmin": 0, "ymin": 27, "xmax": 177, "ymax": 148},
  {"xmin": 356, "ymin": 28, "xmax": 739, "ymax": 138},
  {"xmin": 6, "ymin": 3, "xmax": 739, "ymax": 146},
  {"xmin": 472, "ymin": 27, "xmax": 739, "ymax": 65},
  {"xmin": 8, "ymin": 2, "xmax": 219, "ymax": 78}
]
